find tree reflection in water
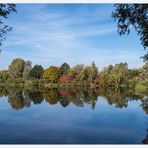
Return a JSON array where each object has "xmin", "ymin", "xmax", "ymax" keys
[
  {"xmin": 141, "ymin": 121, "xmax": 148, "ymax": 144},
  {"xmin": 43, "ymin": 90, "xmax": 59, "ymax": 105},
  {"xmin": 141, "ymin": 97, "xmax": 148, "ymax": 115},
  {"xmin": 8, "ymin": 89, "xmax": 28, "ymax": 110},
  {"xmin": 25, "ymin": 89, "xmax": 44, "ymax": 104},
  {"xmin": 0, "ymin": 86, "xmax": 147, "ymax": 114}
]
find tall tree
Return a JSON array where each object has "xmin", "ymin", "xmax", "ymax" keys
[
  {"xmin": 109, "ymin": 63, "xmax": 128, "ymax": 86},
  {"xmin": 89, "ymin": 61, "xmax": 98, "ymax": 82},
  {"xmin": 9, "ymin": 58, "xmax": 25, "ymax": 78},
  {"xmin": 0, "ymin": 4, "xmax": 16, "ymax": 47},
  {"xmin": 29, "ymin": 65, "xmax": 44, "ymax": 79},
  {"xmin": 112, "ymin": 4, "xmax": 148, "ymax": 61},
  {"xmin": 23, "ymin": 60, "xmax": 32, "ymax": 79},
  {"xmin": 60, "ymin": 62, "xmax": 70, "ymax": 75}
]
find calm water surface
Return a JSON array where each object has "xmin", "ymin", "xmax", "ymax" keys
[{"xmin": 0, "ymin": 86, "xmax": 148, "ymax": 144}]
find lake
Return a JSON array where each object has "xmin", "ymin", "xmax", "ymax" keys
[{"xmin": 0, "ymin": 86, "xmax": 148, "ymax": 144}]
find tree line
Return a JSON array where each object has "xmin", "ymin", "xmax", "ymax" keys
[{"xmin": 0, "ymin": 58, "xmax": 148, "ymax": 89}]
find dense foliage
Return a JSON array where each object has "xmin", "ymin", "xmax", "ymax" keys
[
  {"xmin": 43, "ymin": 66, "xmax": 61, "ymax": 83},
  {"xmin": 66, "ymin": 62, "xmax": 98, "ymax": 83},
  {"xmin": 0, "ymin": 58, "xmax": 148, "ymax": 90},
  {"xmin": 29, "ymin": 65, "xmax": 44, "ymax": 79},
  {"xmin": 98, "ymin": 63, "xmax": 128, "ymax": 86},
  {"xmin": 8, "ymin": 58, "xmax": 25, "ymax": 78},
  {"xmin": 59, "ymin": 75, "xmax": 73, "ymax": 83}
]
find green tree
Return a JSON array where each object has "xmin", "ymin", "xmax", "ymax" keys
[
  {"xmin": 60, "ymin": 62, "xmax": 70, "ymax": 75},
  {"xmin": 8, "ymin": 58, "xmax": 25, "ymax": 78},
  {"xmin": 98, "ymin": 63, "xmax": 128, "ymax": 86},
  {"xmin": 89, "ymin": 61, "xmax": 98, "ymax": 82},
  {"xmin": 67, "ymin": 64, "xmax": 85, "ymax": 82},
  {"xmin": 0, "ymin": 4, "xmax": 16, "ymax": 47},
  {"xmin": 109, "ymin": 63, "xmax": 128, "ymax": 86},
  {"xmin": 23, "ymin": 60, "xmax": 32, "ymax": 79},
  {"xmin": 29, "ymin": 65, "xmax": 44, "ymax": 79},
  {"xmin": 43, "ymin": 66, "xmax": 61, "ymax": 83},
  {"xmin": 112, "ymin": 4, "xmax": 148, "ymax": 61}
]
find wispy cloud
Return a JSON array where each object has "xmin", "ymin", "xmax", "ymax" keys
[{"xmin": 0, "ymin": 4, "xmax": 144, "ymax": 70}]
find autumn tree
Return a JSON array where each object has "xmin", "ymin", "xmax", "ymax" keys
[
  {"xmin": 66, "ymin": 63, "xmax": 98, "ymax": 83},
  {"xmin": 67, "ymin": 64, "xmax": 85, "ymax": 82},
  {"xmin": 59, "ymin": 75, "xmax": 73, "ymax": 83},
  {"xmin": 43, "ymin": 66, "xmax": 61, "ymax": 83},
  {"xmin": 8, "ymin": 58, "xmax": 25, "ymax": 78}
]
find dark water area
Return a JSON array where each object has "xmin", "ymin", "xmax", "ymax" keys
[{"xmin": 0, "ymin": 86, "xmax": 148, "ymax": 144}]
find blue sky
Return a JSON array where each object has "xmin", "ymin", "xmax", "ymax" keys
[{"xmin": 0, "ymin": 4, "xmax": 146, "ymax": 70}]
